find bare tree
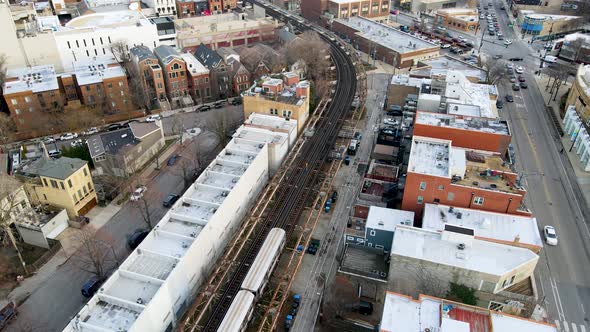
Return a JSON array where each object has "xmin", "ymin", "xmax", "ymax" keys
[
  {"xmin": 173, "ymin": 139, "xmax": 211, "ymax": 189},
  {"xmin": 282, "ymin": 31, "xmax": 331, "ymax": 82},
  {"xmin": 0, "ymin": 113, "xmax": 16, "ymax": 146},
  {"xmin": 205, "ymin": 111, "xmax": 237, "ymax": 148},
  {"xmin": 0, "ymin": 177, "xmax": 29, "ymax": 275},
  {"xmin": 133, "ymin": 196, "xmax": 154, "ymax": 229},
  {"xmin": 69, "ymin": 227, "xmax": 118, "ymax": 280},
  {"xmin": 482, "ymin": 57, "xmax": 506, "ymax": 85},
  {"xmin": 407, "ymin": 263, "xmax": 448, "ymax": 298},
  {"xmin": 110, "ymin": 40, "xmax": 132, "ymax": 65}
]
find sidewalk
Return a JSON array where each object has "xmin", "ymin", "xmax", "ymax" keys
[{"xmin": 533, "ymin": 73, "xmax": 590, "ymax": 208}]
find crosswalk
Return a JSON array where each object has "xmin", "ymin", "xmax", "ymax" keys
[{"xmin": 555, "ymin": 320, "xmax": 589, "ymax": 332}]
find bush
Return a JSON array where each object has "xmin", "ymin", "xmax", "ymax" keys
[{"xmin": 446, "ymin": 282, "xmax": 478, "ymax": 305}]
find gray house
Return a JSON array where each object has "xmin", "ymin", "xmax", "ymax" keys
[{"xmin": 365, "ymin": 206, "xmax": 414, "ymax": 254}]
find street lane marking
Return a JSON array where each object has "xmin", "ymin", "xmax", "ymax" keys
[
  {"xmin": 580, "ymin": 324, "xmax": 587, "ymax": 332},
  {"xmin": 564, "ymin": 322, "xmax": 571, "ymax": 332},
  {"xmin": 572, "ymin": 323, "xmax": 579, "ymax": 332},
  {"xmin": 556, "ymin": 320, "xmax": 561, "ymax": 331}
]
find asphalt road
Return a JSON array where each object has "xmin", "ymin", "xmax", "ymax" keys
[
  {"xmin": 485, "ymin": 1, "xmax": 590, "ymax": 330},
  {"xmin": 6, "ymin": 107, "xmax": 243, "ymax": 332}
]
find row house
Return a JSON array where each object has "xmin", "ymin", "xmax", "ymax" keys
[
  {"xmin": 194, "ymin": 43, "xmax": 232, "ymax": 99},
  {"xmin": 180, "ymin": 53, "xmax": 213, "ymax": 103},
  {"xmin": 153, "ymin": 45, "xmax": 191, "ymax": 107},
  {"xmin": 130, "ymin": 45, "xmax": 167, "ymax": 107}
]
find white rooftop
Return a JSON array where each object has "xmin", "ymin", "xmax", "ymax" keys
[
  {"xmin": 263, "ymin": 78, "xmax": 284, "ymax": 87},
  {"xmin": 416, "ymin": 111, "xmax": 510, "ymax": 135},
  {"xmin": 391, "ymin": 225, "xmax": 539, "ymax": 276},
  {"xmin": 180, "ymin": 53, "xmax": 209, "ymax": 76},
  {"xmin": 422, "ymin": 203, "xmax": 543, "ymax": 248},
  {"xmin": 522, "ymin": 11, "xmax": 580, "ymax": 21},
  {"xmin": 366, "ymin": 206, "xmax": 414, "ymax": 233},
  {"xmin": 336, "ymin": 16, "xmax": 438, "ymax": 54},
  {"xmin": 72, "ymin": 57, "xmax": 126, "ymax": 86},
  {"xmin": 391, "ymin": 74, "xmax": 432, "ymax": 89},
  {"xmin": 444, "ymin": 70, "xmax": 498, "ymax": 119},
  {"xmin": 407, "ymin": 136, "xmax": 451, "ymax": 177},
  {"xmin": 245, "ymin": 113, "xmax": 298, "ymax": 133},
  {"xmin": 381, "ymin": 292, "xmax": 558, "ymax": 332},
  {"xmin": 412, "ymin": 55, "xmax": 487, "ymax": 82},
  {"xmin": 233, "ymin": 126, "xmax": 287, "ymax": 146},
  {"xmin": 3, "ymin": 65, "xmax": 59, "ymax": 95},
  {"xmin": 63, "ymin": 10, "xmax": 150, "ymax": 29}
]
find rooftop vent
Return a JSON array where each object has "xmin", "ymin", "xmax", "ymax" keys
[{"xmin": 457, "ymin": 243, "xmax": 466, "ymax": 250}]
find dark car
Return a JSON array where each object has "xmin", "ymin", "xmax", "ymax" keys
[
  {"xmin": 387, "ymin": 109, "xmax": 403, "ymax": 116},
  {"xmin": 163, "ymin": 193, "xmax": 180, "ymax": 208},
  {"xmin": 197, "ymin": 105, "xmax": 211, "ymax": 112},
  {"xmin": 127, "ymin": 229, "xmax": 149, "ymax": 249},
  {"xmin": 231, "ymin": 97, "xmax": 243, "ymax": 105},
  {"xmin": 167, "ymin": 154, "xmax": 180, "ymax": 166},
  {"xmin": 496, "ymin": 100, "xmax": 504, "ymax": 109},
  {"xmin": 512, "ymin": 83, "xmax": 521, "ymax": 91},
  {"xmin": 505, "ymin": 95, "xmax": 514, "ymax": 102},
  {"xmin": 331, "ymin": 191, "xmax": 338, "ymax": 203},
  {"xmin": 81, "ymin": 276, "xmax": 103, "ymax": 297},
  {"xmin": 509, "ymin": 57, "xmax": 524, "ymax": 62},
  {"xmin": 107, "ymin": 123, "xmax": 124, "ymax": 131},
  {"xmin": 518, "ymin": 76, "xmax": 526, "ymax": 82},
  {"xmin": 213, "ymin": 101, "xmax": 225, "ymax": 109},
  {"xmin": 520, "ymin": 82, "xmax": 528, "ymax": 89}
]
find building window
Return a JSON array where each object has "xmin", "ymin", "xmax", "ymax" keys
[
  {"xmin": 370, "ymin": 229, "xmax": 376, "ymax": 236},
  {"xmin": 473, "ymin": 196, "xmax": 484, "ymax": 205},
  {"xmin": 60, "ymin": 182, "xmax": 65, "ymax": 190},
  {"xmin": 419, "ymin": 181, "xmax": 426, "ymax": 191},
  {"xmin": 24, "ymin": 96, "xmax": 31, "ymax": 103},
  {"xmin": 447, "ymin": 192, "xmax": 454, "ymax": 201},
  {"xmin": 438, "ymin": 185, "xmax": 444, "ymax": 190},
  {"xmin": 83, "ymin": 185, "xmax": 88, "ymax": 195},
  {"xmin": 50, "ymin": 180, "xmax": 58, "ymax": 188},
  {"xmin": 100, "ymin": 37, "xmax": 103, "ymax": 45},
  {"xmin": 68, "ymin": 179, "xmax": 73, "ymax": 188},
  {"xmin": 78, "ymin": 189, "xmax": 83, "ymax": 198},
  {"xmin": 14, "ymin": 109, "xmax": 21, "ymax": 115},
  {"xmin": 72, "ymin": 193, "xmax": 76, "ymax": 202},
  {"xmin": 67, "ymin": 41, "xmax": 71, "ymax": 49},
  {"xmin": 83, "ymin": 168, "xmax": 88, "ymax": 176},
  {"xmin": 76, "ymin": 40, "xmax": 79, "ymax": 48},
  {"xmin": 119, "ymin": 81, "xmax": 123, "ymax": 87},
  {"xmin": 417, "ymin": 196, "xmax": 423, "ymax": 204},
  {"xmin": 11, "ymin": 99, "xmax": 17, "ymax": 105},
  {"xmin": 88, "ymin": 182, "xmax": 93, "ymax": 191},
  {"xmin": 42, "ymin": 178, "xmax": 48, "ymax": 186}
]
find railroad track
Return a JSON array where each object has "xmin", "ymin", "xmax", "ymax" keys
[{"xmin": 185, "ymin": 4, "xmax": 357, "ymax": 331}]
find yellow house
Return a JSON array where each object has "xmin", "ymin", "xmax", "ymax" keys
[
  {"xmin": 19, "ymin": 157, "xmax": 97, "ymax": 218},
  {"xmin": 243, "ymin": 73, "xmax": 311, "ymax": 132}
]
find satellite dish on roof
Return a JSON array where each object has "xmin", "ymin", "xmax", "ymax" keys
[{"xmin": 129, "ymin": 2, "xmax": 139, "ymax": 10}]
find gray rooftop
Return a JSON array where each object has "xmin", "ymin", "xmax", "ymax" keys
[
  {"xmin": 87, "ymin": 128, "xmax": 138, "ymax": 158},
  {"xmin": 413, "ymin": 55, "xmax": 487, "ymax": 82},
  {"xmin": 194, "ymin": 43, "xmax": 223, "ymax": 69},
  {"xmin": 130, "ymin": 45, "xmax": 157, "ymax": 63},
  {"xmin": 22, "ymin": 157, "xmax": 87, "ymax": 180},
  {"xmin": 416, "ymin": 111, "xmax": 510, "ymax": 135},
  {"xmin": 153, "ymin": 45, "xmax": 182, "ymax": 65}
]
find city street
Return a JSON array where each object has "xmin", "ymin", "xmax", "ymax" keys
[
  {"xmin": 5, "ymin": 107, "xmax": 243, "ymax": 332},
  {"xmin": 483, "ymin": 1, "xmax": 590, "ymax": 330}
]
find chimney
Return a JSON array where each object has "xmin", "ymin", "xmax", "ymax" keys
[{"xmin": 514, "ymin": 235, "xmax": 520, "ymax": 243}]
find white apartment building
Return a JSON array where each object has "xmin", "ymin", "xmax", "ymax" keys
[
  {"xmin": 244, "ymin": 113, "xmax": 298, "ymax": 149},
  {"xmin": 63, "ymin": 125, "xmax": 292, "ymax": 332},
  {"xmin": 142, "ymin": 0, "xmax": 177, "ymax": 17},
  {"xmin": 54, "ymin": 10, "xmax": 160, "ymax": 71}
]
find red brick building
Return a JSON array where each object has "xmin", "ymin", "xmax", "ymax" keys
[
  {"xmin": 402, "ymin": 136, "xmax": 530, "ymax": 222},
  {"xmin": 130, "ymin": 46, "xmax": 167, "ymax": 107},
  {"xmin": 413, "ymin": 111, "xmax": 512, "ymax": 155},
  {"xmin": 180, "ymin": 53, "xmax": 212, "ymax": 104},
  {"xmin": 154, "ymin": 45, "xmax": 190, "ymax": 106}
]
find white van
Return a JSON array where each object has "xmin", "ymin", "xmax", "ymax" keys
[{"xmin": 544, "ymin": 55, "xmax": 558, "ymax": 63}]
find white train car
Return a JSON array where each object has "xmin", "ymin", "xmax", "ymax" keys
[
  {"xmin": 216, "ymin": 290, "xmax": 255, "ymax": 332},
  {"xmin": 241, "ymin": 228, "xmax": 286, "ymax": 297}
]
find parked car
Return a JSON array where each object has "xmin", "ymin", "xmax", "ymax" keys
[
  {"xmin": 45, "ymin": 137, "xmax": 56, "ymax": 144},
  {"xmin": 0, "ymin": 302, "xmax": 17, "ymax": 329},
  {"xmin": 48, "ymin": 149, "xmax": 61, "ymax": 158},
  {"xmin": 231, "ymin": 97, "xmax": 243, "ymax": 105},
  {"xmin": 197, "ymin": 105, "xmax": 211, "ymax": 112},
  {"xmin": 518, "ymin": 76, "xmax": 526, "ymax": 82},
  {"xmin": 167, "ymin": 154, "xmax": 180, "ymax": 166},
  {"xmin": 145, "ymin": 114, "xmax": 161, "ymax": 122},
  {"xmin": 163, "ymin": 193, "xmax": 180, "ymax": 208},
  {"xmin": 70, "ymin": 139, "xmax": 83, "ymax": 147},
  {"xmin": 127, "ymin": 229, "xmax": 149, "ymax": 249},
  {"xmin": 543, "ymin": 225, "xmax": 558, "ymax": 245},
  {"xmin": 82, "ymin": 127, "xmax": 99, "ymax": 136},
  {"xmin": 213, "ymin": 101, "xmax": 225, "ymax": 109},
  {"xmin": 496, "ymin": 100, "xmax": 504, "ymax": 109},
  {"xmin": 504, "ymin": 39, "xmax": 513, "ymax": 45},
  {"xmin": 383, "ymin": 118, "xmax": 399, "ymax": 126},
  {"xmin": 441, "ymin": 43, "xmax": 451, "ymax": 49},
  {"xmin": 512, "ymin": 83, "xmax": 521, "ymax": 91},
  {"xmin": 59, "ymin": 132, "xmax": 78, "ymax": 141},
  {"xmin": 81, "ymin": 276, "xmax": 103, "ymax": 297},
  {"xmin": 107, "ymin": 123, "xmax": 124, "ymax": 131},
  {"xmin": 515, "ymin": 66, "xmax": 524, "ymax": 74},
  {"xmin": 505, "ymin": 95, "xmax": 514, "ymax": 102},
  {"xmin": 130, "ymin": 185, "xmax": 147, "ymax": 201},
  {"xmin": 520, "ymin": 82, "xmax": 528, "ymax": 89}
]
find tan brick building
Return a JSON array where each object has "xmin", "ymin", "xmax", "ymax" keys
[
  {"xmin": 327, "ymin": 0, "xmax": 390, "ymax": 19},
  {"xmin": 154, "ymin": 45, "xmax": 191, "ymax": 107},
  {"xmin": 243, "ymin": 74, "xmax": 310, "ymax": 131}
]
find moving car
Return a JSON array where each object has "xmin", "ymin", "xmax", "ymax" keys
[
  {"xmin": 167, "ymin": 154, "xmax": 180, "ymax": 166},
  {"xmin": 496, "ymin": 100, "xmax": 504, "ymax": 109},
  {"xmin": 515, "ymin": 66, "xmax": 524, "ymax": 74},
  {"xmin": 509, "ymin": 57, "xmax": 524, "ymax": 61},
  {"xmin": 505, "ymin": 95, "xmax": 514, "ymax": 102},
  {"xmin": 59, "ymin": 132, "xmax": 78, "ymax": 141},
  {"xmin": 512, "ymin": 83, "xmax": 521, "ymax": 91},
  {"xmin": 543, "ymin": 225, "xmax": 558, "ymax": 245},
  {"xmin": 520, "ymin": 82, "xmax": 528, "ymax": 89},
  {"xmin": 503, "ymin": 39, "xmax": 513, "ymax": 45},
  {"xmin": 163, "ymin": 193, "xmax": 180, "ymax": 208},
  {"xmin": 127, "ymin": 229, "xmax": 149, "ymax": 249},
  {"xmin": 441, "ymin": 43, "xmax": 451, "ymax": 49},
  {"xmin": 130, "ymin": 186, "xmax": 147, "ymax": 201},
  {"xmin": 518, "ymin": 76, "xmax": 526, "ymax": 82},
  {"xmin": 81, "ymin": 276, "xmax": 103, "ymax": 297},
  {"xmin": 543, "ymin": 55, "xmax": 558, "ymax": 63},
  {"xmin": 509, "ymin": 76, "xmax": 517, "ymax": 83},
  {"xmin": 145, "ymin": 114, "xmax": 161, "ymax": 122}
]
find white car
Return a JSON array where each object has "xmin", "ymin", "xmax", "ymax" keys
[
  {"xmin": 504, "ymin": 39, "xmax": 513, "ymax": 45},
  {"xmin": 130, "ymin": 186, "xmax": 147, "ymax": 201},
  {"xmin": 515, "ymin": 66, "xmax": 524, "ymax": 74},
  {"xmin": 44, "ymin": 137, "xmax": 55, "ymax": 144},
  {"xmin": 82, "ymin": 127, "xmax": 99, "ymax": 136},
  {"xmin": 441, "ymin": 43, "xmax": 451, "ymax": 49},
  {"xmin": 60, "ymin": 133, "xmax": 78, "ymax": 141},
  {"xmin": 506, "ymin": 63, "xmax": 514, "ymax": 69},
  {"xmin": 383, "ymin": 118, "xmax": 399, "ymax": 126},
  {"xmin": 543, "ymin": 225, "xmax": 558, "ymax": 246},
  {"xmin": 70, "ymin": 139, "xmax": 83, "ymax": 147},
  {"xmin": 145, "ymin": 115, "xmax": 161, "ymax": 123}
]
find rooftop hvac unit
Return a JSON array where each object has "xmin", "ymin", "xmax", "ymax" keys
[
  {"xmin": 181, "ymin": 242, "xmax": 188, "ymax": 248},
  {"xmin": 136, "ymin": 298, "xmax": 144, "ymax": 304},
  {"xmin": 221, "ymin": 191, "xmax": 228, "ymax": 197},
  {"xmin": 210, "ymin": 208, "xmax": 217, "ymax": 213},
  {"xmin": 231, "ymin": 178, "xmax": 238, "ymax": 183},
  {"xmin": 457, "ymin": 243, "xmax": 465, "ymax": 250}
]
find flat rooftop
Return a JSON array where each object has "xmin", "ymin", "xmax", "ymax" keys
[
  {"xmin": 366, "ymin": 206, "xmax": 414, "ymax": 232},
  {"xmin": 453, "ymin": 152, "xmax": 521, "ymax": 194},
  {"xmin": 180, "ymin": 53, "xmax": 209, "ymax": 76},
  {"xmin": 381, "ymin": 292, "xmax": 558, "ymax": 332},
  {"xmin": 245, "ymin": 113, "xmax": 298, "ymax": 133},
  {"xmin": 391, "ymin": 225, "xmax": 538, "ymax": 276},
  {"xmin": 422, "ymin": 203, "xmax": 543, "ymax": 247},
  {"xmin": 335, "ymin": 16, "xmax": 438, "ymax": 54},
  {"xmin": 444, "ymin": 70, "xmax": 498, "ymax": 119},
  {"xmin": 73, "ymin": 58, "xmax": 126, "ymax": 86},
  {"xmin": 233, "ymin": 127, "xmax": 287, "ymax": 145},
  {"xmin": 407, "ymin": 136, "xmax": 451, "ymax": 177},
  {"xmin": 390, "ymin": 74, "xmax": 432, "ymax": 88},
  {"xmin": 413, "ymin": 55, "xmax": 487, "ymax": 82},
  {"xmin": 415, "ymin": 111, "xmax": 510, "ymax": 135},
  {"xmin": 3, "ymin": 65, "xmax": 59, "ymax": 95},
  {"xmin": 63, "ymin": 10, "xmax": 150, "ymax": 29}
]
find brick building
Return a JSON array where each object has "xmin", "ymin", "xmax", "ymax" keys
[
  {"xmin": 180, "ymin": 53, "xmax": 212, "ymax": 104},
  {"xmin": 327, "ymin": 0, "xmax": 390, "ymax": 19},
  {"xmin": 402, "ymin": 136, "xmax": 530, "ymax": 221},
  {"xmin": 194, "ymin": 43, "xmax": 231, "ymax": 99},
  {"xmin": 229, "ymin": 60, "xmax": 251, "ymax": 95},
  {"xmin": 130, "ymin": 45, "xmax": 167, "ymax": 107},
  {"xmin": 413, "ymin": 111, "xmax": 511, "ymax": 154},
  {"xmin": 153, "ymin": 45, "xmax": 191, "ymax": 107},
  {"xmin": 434, "ymin": 8, "xmax": 479, "ymax": 33},
  {"xmin": 332, "ymin": 16, "xmax": 440, "ymax": 68},
  {"xmin": 175, "ymin": 0, "xmax": 208, "ymax": 17}
]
